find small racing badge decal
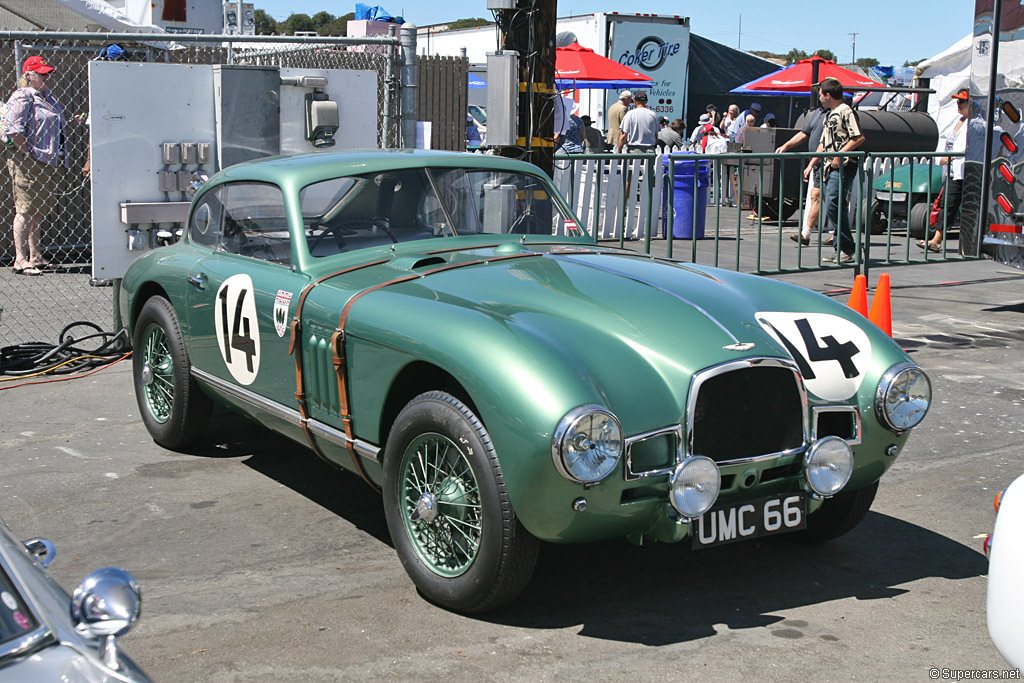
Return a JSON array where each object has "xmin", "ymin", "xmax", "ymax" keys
[
  {"xmin": 274, "ymin": 290, "xmax": 293, "ymax": 338},
  {"xmin": 756, "ymin": 311, "xmax": 872, "ymax": 401},
  {"xmin": 214, "ymin": 274, "xmax": 262, "ymax": 385},
  {"xmin": 1, "ymin": 591, "xmax": 16, "ymax": 610}
]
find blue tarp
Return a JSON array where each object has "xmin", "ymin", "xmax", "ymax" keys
[{"xmin": 354, "ymin": 4, "xmax": 403, "ymax": 23}]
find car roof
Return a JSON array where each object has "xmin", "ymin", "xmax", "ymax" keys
[{"xmin": 211, "ymin": 149, "xmax": 545, "ymax": 190}]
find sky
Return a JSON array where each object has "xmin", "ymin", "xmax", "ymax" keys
[{"xmin": 252, "ymin": 1, "xmax": 974, "ymax": 67}]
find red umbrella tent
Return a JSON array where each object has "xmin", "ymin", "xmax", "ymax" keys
[
  {"xmin": 554, "ymin": 41, "xmax": 653, "ymax": 90},
  {"xmin": 737, "ymin": 56, "xmax": 885, "ymax": 93}
]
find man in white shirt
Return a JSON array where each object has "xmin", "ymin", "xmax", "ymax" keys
[
  {"xmin": 618, "ymin": 91, "xmax": 658, "ymax": 152},
  {"xmin": 920, "ymin": 89, "xmax": 970, "ymax": 252}
]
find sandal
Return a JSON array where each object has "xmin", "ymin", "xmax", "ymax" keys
[
  {"xmin": 14, "ymin": 266, "xmax": 42, "ymax": 276},
  {"xmin": 925, "ymin": 242, "xmax": 942, "ymax": 253}
]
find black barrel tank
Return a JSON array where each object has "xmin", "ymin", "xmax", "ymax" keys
[{"xmin": 741, "ymin": 111, "xmax": 939, "ymax": 220}]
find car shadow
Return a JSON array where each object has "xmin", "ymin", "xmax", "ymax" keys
[
  {"xmin": 178, "ymin": 407, "xmax": 392, "ymax": 546},
  {"xmin": 479, "ymin": 510, "xmax": 986, "ymax": 645},
  {"xmin": 178, "ymin": 409, "xmax": 986, "ymax": 646}
]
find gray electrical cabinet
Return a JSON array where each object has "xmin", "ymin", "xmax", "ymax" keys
[{"xmin": 214, "ymin": 65, "xmax": 281, "ymax": 169}]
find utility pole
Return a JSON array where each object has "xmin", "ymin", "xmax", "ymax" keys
[
  {"xmin": 492, "ymin": 0, "xmax": 557, "ymax": 177},
  {"xmin": 738, "ymin": 15, "xmax": 741, "ymax": 51},
  {"xmin": 849, "ymin": 32, "xmax": 857, "ymax": 64}
]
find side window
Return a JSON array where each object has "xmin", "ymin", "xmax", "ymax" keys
[{"xmin": 197, "ymin": 182, "xmax": 290, "ymax": 265}]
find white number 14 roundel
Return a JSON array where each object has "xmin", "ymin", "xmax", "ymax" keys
[
  {"xmin": 755, "ymin": 311, "xmax": 872, "ymax": 401},
  {"xmin": 215, "ymin": 274, "xmax": 261, "ymax": 385}
]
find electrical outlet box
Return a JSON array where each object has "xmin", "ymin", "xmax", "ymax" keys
[
  {"xmin": 157, "ymin": 171, "xmax": 176, "ymax": 193},
  {"xmin": 486, "ymin": 51, "xmax": 519, "ymax": 147},
  {"xmin": 161, "ymin": 142, "xmax": 180, "ymax": 165}
]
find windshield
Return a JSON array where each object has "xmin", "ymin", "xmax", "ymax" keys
[
  {"xmin": 299, "ymin": 167, "xmax": 581, "ymax": 257},
  {"xmin": 469, "ymin": 104, "xmax": 487, "ymax": 125}
]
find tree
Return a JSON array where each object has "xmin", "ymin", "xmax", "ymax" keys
[
  {"xmin": 903, "ymin": 58, "xmax": 926, "ymax": 67},
  {"xmin": 311, "ymin": 11, "xmax": 335, "ymax": 29},
  {"xmin": 319, "ymin": 13, "xmax": 354, "ymax": 36},
  {"xmin": 253, "ymin": 9, "xmax": 277, "ymax": 35},
  {"xmin": 785, "ymin": 48, "xmax": 808, "ymax": 65},
  {"xmin": 281, "ymin": 13, "xmax": 315, "ymax": 34},
  {"xmin": 813, "ymin": 49, "xmax": 837, "ymax": 62},
  {"xmin": 446, "ymin": 18, "xmax": 493, "ymax": 30},
  {"xmin": 856, "ymin": 57, "xmax": 879, "ymax": 69}
]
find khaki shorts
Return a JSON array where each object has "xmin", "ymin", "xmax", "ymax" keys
[{"xmin": 7, "ymin": 153, "xmax": 58, "ymax": 215}]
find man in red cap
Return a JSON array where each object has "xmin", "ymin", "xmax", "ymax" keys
[{"xmin": 4, "ymin": 55, "xmax": 68, "ymax": 274}]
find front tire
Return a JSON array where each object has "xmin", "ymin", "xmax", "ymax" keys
[
  {"xmin": 132, "ymin": 296, "xmax": 212, "ymax": 449},
  {"xmin": 382, "ymin": 391, "xmax": 538, "ymax": 613},
  {"xmin": 803, "ymin": 481, "xmax": 878, "ymax": 543}
]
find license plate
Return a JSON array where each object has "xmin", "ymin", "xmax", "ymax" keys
[{"xmin": 692, "ymin": 493, "xmax": 806, "ymax": 549}]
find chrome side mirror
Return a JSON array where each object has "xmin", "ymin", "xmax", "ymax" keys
[
  {"xmin": 23, "ymin": 538, "xmax": 56, "ymax": 568},
  {"xmin": 70, "ymin": 567, "xmax": 142, "ymax": 670},
  {"xmin": 186, "ymin": 171, "xmax": 209, "ymax": 198}
]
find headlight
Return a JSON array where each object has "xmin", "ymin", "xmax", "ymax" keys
[
  {"xmin": 551, "ymin": 405, "xmax": 623, "ymax": 484},
  {"xmin": 804, "ymin": 436, "xmax": 854, "ymax": 497},
  {"xmin": 875, "ymin": 363, "xmax": 931, "ymax": 432},
  {"xmin": 669, "ymin": 456, "xmax": 721, "ymax": 519}
]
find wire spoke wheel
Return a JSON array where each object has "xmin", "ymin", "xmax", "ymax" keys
[
  {"xmin": 383, "ymin": 391, "xmax": 538, "ymax": 612},
  {"xmin": 132, "ymin": 296, "xmax": 211, "ymax": 449},
  {"xmin": 400, "ymin": 432, "xmax": 482, "ymax": 577},
  {"xmin": 140, "ymin": 323, "xmax": 175, "ymax": 423}
]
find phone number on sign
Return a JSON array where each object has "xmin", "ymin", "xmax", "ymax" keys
[{"xmin": 928, "ymin": 669, "xmax": 1021, "ymax": 681}]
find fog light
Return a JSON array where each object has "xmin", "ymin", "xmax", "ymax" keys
[
  {"xmin": 804, "ymin": 436, "xmax": 854, "ymax": 497},
  {"xmin": 669, "ymin": 456, "xmax": 721, "ymax": 519}
]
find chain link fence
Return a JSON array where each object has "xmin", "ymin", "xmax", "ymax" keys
[{"xmin": 0, "ymin": 32, "xmax": 401, "ymax": 348}]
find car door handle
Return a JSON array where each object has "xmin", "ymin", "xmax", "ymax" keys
[{"xmin": 186, "ymin": 273, "xmax": 207, "ymax": 290}]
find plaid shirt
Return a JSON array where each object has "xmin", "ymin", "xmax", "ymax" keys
[{"xmin": 4, "ymin": 86, "xmax": 67, "ymax": 167}]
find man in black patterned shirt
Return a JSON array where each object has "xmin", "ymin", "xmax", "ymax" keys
[{"xmin": 815, "ymin": 77, "xmax": 865, "ymax": 264}]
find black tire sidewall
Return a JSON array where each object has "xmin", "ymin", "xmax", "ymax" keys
[
  {"xmin": 382, "ymin": 392, "xmax": 512, "ymax": 612},
  {"xmin": 132, "ymin": 296, "xmax": 205, "ymax": 449}
]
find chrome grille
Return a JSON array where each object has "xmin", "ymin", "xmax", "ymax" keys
[{"xmin": 687, "ymin": 359, "xmax": 805, "ymax": 464}]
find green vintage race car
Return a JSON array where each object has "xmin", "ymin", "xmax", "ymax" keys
[{"xmin": 119, "ymin": 150, "xmax": 931, "ymax": 613}]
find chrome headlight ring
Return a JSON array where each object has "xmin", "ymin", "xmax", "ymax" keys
[
  {"xmin": 875, "ymin": 362, "xmax": 932, "ymax": 433},
  {"xmin": 551, "ymin": 404, "xmax": 623, "ymax": 484},
  {"xmin": 669, "ymin": 455, "xmax": 722, "ymax": 520},
  {"xmin": 804, "ymin": 436, "xmax": 854, "ymax": 497}
]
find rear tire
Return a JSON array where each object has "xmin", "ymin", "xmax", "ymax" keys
[
  {"xmin": 866, "ymin": 198, "xmax": 888, "ymax": 235},
  {"xmin": 803, "ymin": 481, "xmax": 878, "ymax": 543},
  {"xmin": 132, "ymin": 296, "xmax": 212, "ymax": 449},
  {"xmin": 382, "ymin": 391, "xmax": 538, "ymax": 613}
]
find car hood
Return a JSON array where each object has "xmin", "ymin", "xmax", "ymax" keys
[{"xmin": 324, "ymin": 243, "xmax": 872, "ymax": 427}]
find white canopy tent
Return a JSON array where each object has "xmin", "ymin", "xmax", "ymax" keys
[
  {"xmin": 917, "ymin": 34, "xmax": 971, "ymax": 150},
  {"xmin": 0, "ymin": 0, "xmax": 167, "ymax": 34}
]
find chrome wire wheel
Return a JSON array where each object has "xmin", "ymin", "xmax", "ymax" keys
[
  {"xmin": 140, "ymin": 322, "xmax": 174, "ymax": 424},
  {"xmin": 399, "ymin": 432, "xmax": 483, "ymax": 578}
]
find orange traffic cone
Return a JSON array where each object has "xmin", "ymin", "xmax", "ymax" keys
[
  {"xmin": 847, "ymin": 274, "xmax": 868, "ymax": 317},
  {"xmin": 869, "ymin": 273, "xmax": 892, "ymax": 336}
]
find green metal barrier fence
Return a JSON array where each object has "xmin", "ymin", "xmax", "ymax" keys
[{"xmin": 552, "ymin": 149, "xmax": 973, "ymax": 279}]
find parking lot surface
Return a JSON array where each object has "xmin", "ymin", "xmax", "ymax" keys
[{"xmin": 2, "ymin": 257, "xmax": 1023, "ymax": 682}]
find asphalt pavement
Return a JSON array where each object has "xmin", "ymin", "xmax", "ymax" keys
[{"xmin": 1, "ymin": 256, "xmax": 1023, "ymax": 681}]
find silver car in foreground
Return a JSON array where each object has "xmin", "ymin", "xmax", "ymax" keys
[{"xmin": 0, "ymin": 516, "xmax": 150, "ymax": 682}]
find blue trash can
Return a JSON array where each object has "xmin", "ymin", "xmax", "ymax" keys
[{"xmin": 662, "ymin": 154, "xmax": 710, "ymax": 239}]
